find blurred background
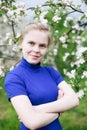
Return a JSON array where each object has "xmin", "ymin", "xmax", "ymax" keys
[{"xmin": 0, "ymin": 0, "xmax": 87, "ymax": 130}]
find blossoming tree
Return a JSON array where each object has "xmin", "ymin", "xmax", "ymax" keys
[{"xmin": 0, "ymin": 0, "xmax": 87, "ymax": 99}]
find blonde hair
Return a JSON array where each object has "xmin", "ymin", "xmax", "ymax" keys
[{"xmin": 20, "ymin": 21, "xmax": 52, "ymax": 46}]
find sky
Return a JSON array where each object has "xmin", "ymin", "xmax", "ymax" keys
[
  {"xmin": 16, "ymin": 0, "xmax": 87, "ymax": 11},
  {"xmin": 16, "ymin": 0, "xmax": 87, "ymax": 28},
  {"xmin": 16, "ymin": 0, "xmax": 47, "ymax": 28}
]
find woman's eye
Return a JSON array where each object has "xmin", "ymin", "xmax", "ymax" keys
[
  {"xmin": 28, "ymin": 42, "xmax": 34, "ymax": 46},
  {"xmin": 40, "ymin": 44, "xmax": 46, "ymax": 48}
]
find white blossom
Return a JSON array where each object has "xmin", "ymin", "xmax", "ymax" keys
[
  {"xmin": 55, "ymin": 30, "xmax": 59, "ymax": 34},
  {"xmin": 64, "ymin": 16, "xmax": 73, "ymax": 27},
  {"xmin": 37, "ymin": 5, "xmax": 44, "ymax": 11},
  {"xmin": 74, "ymin": 58, "xmax": 85, "ymax": 67},
  {"xmin": 66, "ymin": 69, "xmax": 76, "ymax": 78},
  {"xmin": 63, "ymin": 20, "xmax": 68, "ymax": 27},
  {"xmin": 17, "ymin": 2, "xmax": 25, "ymax": 8},
  {"xmin": 62, "ymin": 43, "xmax": 68, "ymax": 48},
  {"xmin": 40, "ymin": 11, "xmax": 48, "ymax": 18},
  {"xmin": 75, "ymin": 36, "xmax": 84, "ymax": 44},
  {"xmin": 2, "ymin": 15, "xmax": 8, "ymax": 23},
  {"xmin": 39, "ymin": 11, "xmax": 48, "ymax": 24},
  {"xmin": 82, "ymin": 37, "xmax": 86, "ymax": 42},
  {"xmin": 8, "ymin": 38, "xmax": 13, "ymax": 45},
  {"xmin": 76, "ymin": 89, "xmax": 84, "ymax": 99},
  {"xmin": 47, "ymin": 0, "xmax": 52, "ymax": 2},
  {"xmin": 84, "ymin": 12, "xmax": 87, "ymax": 17},
  {"xmin": 55, "ymin": 9, "xmax": 60, "ymax": 15},
  {"xmin": 6, "ymin": 3, "xmax": 27, "ymax": 23},
  {"xmin": 70, "ymin": 62, "xmax": 74, "ymax": 67},
  {"xmin": 63, "ymin": 0, "xmax": 73, "ymax": 5},
  {"xmin": 81, "ymin": 71, "xmax": 87, "ymax": 78},
  {"xmin": 66, "ymin": 16, "xmax": 73, "ymax": 21},
  {"xmin": 53, "ymin": 48, "xmax": 58, "ymax": 55},
  {"xmin": 71, "ymin": 52, "xmax": 75, "ymax": 55},
  {"xmin": 52, "ymin": 15, "xmax": 61, "ymax": 22},
  {"xmin": 75, "ymin": 39, "xmax": 82, "ymax": 44},
  {"xmin": 63, "ymin": 69, "xmax": 67, "ymax": 74},
  {"xmin": 7, "ymin": 10, "xmax": 14, "ymax": 17},
  {"xmin": 5, "ymin": 33, "xmax": 11, "ymax": 40},
  {"xmin": 12, "ymin": 44, "xmax": 19, "ymax": 52},
  {"xmin": 76, "ymin": 46, "xmax": 87, "ymax": 59},
  {"xmin": 72, "ymin": 24, "xmax": 83, "ymax": 31},
  {"xmin": 63, "ymin": 52, "xmax": 69, "ymax": 61},
  {"xmin": 0, "ymin": 66, "xmax": 4, "ymax": 77},
  {"xmin": 16, "ymin": 33, "xmax": 20, "ymax": 38},
  {"xmin": 59, "ymin": 36, "xmax": 67, "ymax": 43},
  {"xmin": 72, "ymin": 30, "xmax": 75, "ymax": 33},
  {"xmin": 40, "ymin": 18, "xmax": 48, "ymax": 25}
]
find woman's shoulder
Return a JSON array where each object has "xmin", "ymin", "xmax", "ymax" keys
[
  {"xmin": 5, "ymin": 63, "xmax": 24, "ymax": 79},
  {"xmin": 43, "ymin": 66, "xmax": 60, "ymax": 77},
  {"xmin": 44, "ymin": 66, "xmax": 57, "ymax": 72}
]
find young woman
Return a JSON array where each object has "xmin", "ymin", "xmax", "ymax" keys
[{"xmin": 4, "ymin": 21, "xmax": 79, "ymax": 130}]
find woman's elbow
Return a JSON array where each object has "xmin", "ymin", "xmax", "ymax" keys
[
  {"xmin": 23, "ymin": 121, "xmax": 38, "ymax": 130},
  {"xmin": 28, "ymin": 123, "xmax": 38, "ymax": 130},
  {"xmin": 23, "ymin": 117, "xmax": 41, "ymax": 130},
  {"xmin": 25, "ymin": 124, "xmax": 35, "ymax": 130}
]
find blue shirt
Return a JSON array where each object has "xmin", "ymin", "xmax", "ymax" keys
[{"xmin": 4, "ymin": 57, "xmax": 64, "ymax": 130}]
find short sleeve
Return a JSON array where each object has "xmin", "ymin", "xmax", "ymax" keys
[
  {"xmin": 46, "ymin": 66, "xmax": 64, "ymax": 85},
  {"xmin": 4, "ymin": 72, "xmax": 27, "ymax": 101}
]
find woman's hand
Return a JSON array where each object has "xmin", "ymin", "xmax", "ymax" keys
[{"xmin": 57, "ymin": 89, "xmax": 64, "ymax": 116}]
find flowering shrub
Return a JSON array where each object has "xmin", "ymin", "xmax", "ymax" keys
[{"xmin": 0, "ymin": 0, "xmax": 87, "ymax": 99}]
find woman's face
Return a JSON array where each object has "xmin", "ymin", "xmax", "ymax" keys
[{"xmin": 21, "ymin": 29, "xmax": 48, "ymax": 64}]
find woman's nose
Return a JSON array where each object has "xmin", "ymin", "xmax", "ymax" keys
[{"xmin": 33, "ymin": 45, "xmax": 40, "ymax": 52}]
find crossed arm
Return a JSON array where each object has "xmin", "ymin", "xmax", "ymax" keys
[{"xmin": 11, "ymin": 81, "xmax": 79, "ymax": 129}]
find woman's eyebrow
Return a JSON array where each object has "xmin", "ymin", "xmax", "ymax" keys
[
  {"xmin": 28, "ymin": 41, "xmax": 47, "ymax": 45},
  {"xmin": 28, "ymin": 41, "xmax": 35, "ymax": 43}
]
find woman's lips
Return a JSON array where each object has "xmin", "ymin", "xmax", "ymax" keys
[{"xmin": 30, "ymin": 54, "xmax": 40, "ymax": 59}]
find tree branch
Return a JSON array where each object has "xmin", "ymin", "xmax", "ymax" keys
[
  {"xmin": 67, "ymin": 5, "xmax": 84, "ymax": 13},
  {"xmin": 79, "ymin": 22, "xmax": 87, "ymax": 26},
  {"xmin": 11, "ymin": 20, "xmax": 16, "ymax": 39},
  {"xmin": 27, "ymin": 3, "xmax": 85, "ymax": 14},
  {"xmin": 27, "ymin": 3, "xmax": 55, "ymax": 10}
]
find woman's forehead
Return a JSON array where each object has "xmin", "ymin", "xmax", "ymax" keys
[{"xmin": 23, "ymin": 30, "xmax": 48, "ymax": 44}]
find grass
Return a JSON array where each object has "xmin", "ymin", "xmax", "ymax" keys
[
  {"xmin": 60, "ymin": 95, "xmax": 87, "ymax": 130},
  {"xmin": 0, "ymin": 78, "xmax": 87, "ymax": 130},
  {"xmin": 0, "ymin": 78, "xmax": 19, "ymax": 130}
]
